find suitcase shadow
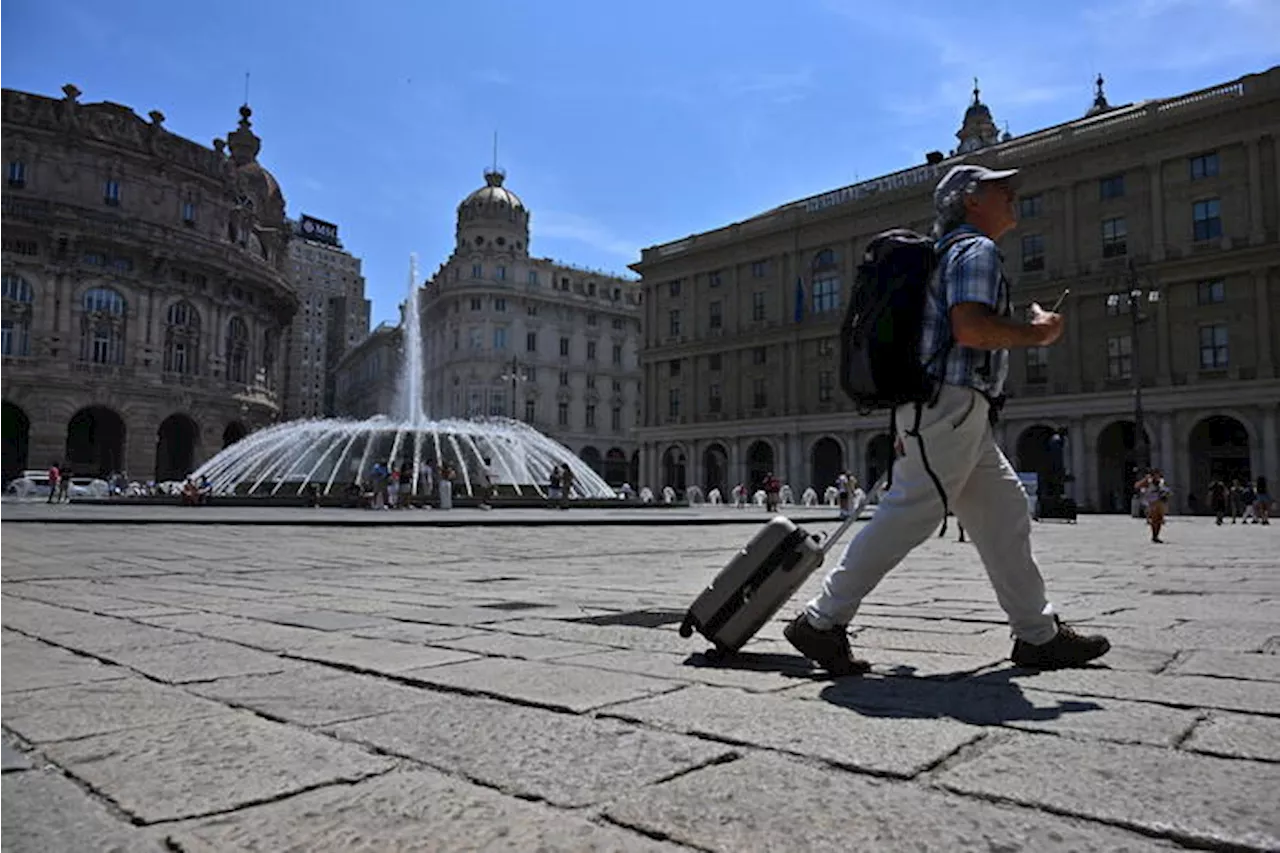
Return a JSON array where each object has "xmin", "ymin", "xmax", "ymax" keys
[{"xmin": 682, "ymin": 650, "xmax": 822, "ymax": 678}]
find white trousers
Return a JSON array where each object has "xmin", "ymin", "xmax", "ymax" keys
[{"xmin": 805, "ymin": 384, "xmax": 1057, "ymax": 644}]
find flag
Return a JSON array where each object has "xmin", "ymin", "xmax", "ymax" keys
[{"xmin": 794, "ymin": 277, "xmax": 805, "ymax": 323}]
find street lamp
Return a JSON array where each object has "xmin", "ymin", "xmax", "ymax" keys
[
  {"xmin": 1106, "ymin": 259, "xmax": 1161, "ymax": 477},
  {"xmin": 498, "ymin": 355, "xmax": 527, "ymax": 420}
]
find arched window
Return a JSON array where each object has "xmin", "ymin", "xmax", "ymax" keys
[
  {"xmin": 1, "ymin": 274, "xmax": 34, "ymax": 357},
  {"xmin": 80, "ymin": 286, "xmax": 126, "ymax": 364},
  {"xmin": 163, "ymin": 300, "xmax": 201, "ymax": 375},
  {"xmin": 225, "ymin": 316, "xmax": 249, "ymax": 383},
  {"xmin": 812, "ymin": 248, "xmax": 838, "ymax": 270}
]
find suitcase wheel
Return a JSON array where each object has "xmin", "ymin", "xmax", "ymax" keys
[
  {"xmin": 703, "ymin": 645, "xmax": 728, "ymax": 663},
  {"xmin": 677, "ymin": 615, "xmax": 694, "ymax": 639}
]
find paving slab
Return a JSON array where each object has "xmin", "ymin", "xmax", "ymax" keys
[
  {"xmin": 2, "ymin": 770, "xmax": 166, "ymax": 852},
  {"xmin": 604, "ymin": 752, "xmax": 1176, "ymax": 853},
  {"xmin": 603, "ymin": 684, "xmax": 984, "ymax": 778},
  {"xmin": 330, "ymin": 694, "xmax": 734, "ymax": 807},
  {"xmin": 428, "ymin": 630, "xmax": 607, "ymax": 660},
  {"xmin": 102, "ymin": 638, "xmax": 298, "ymax": 684},
  {"xmin": 1002, "ymin": 666, "xmax": 1280, "ymax": 714},
  {"xmin": 350, "ymin": 621, "xmax": 489, "ymax": 644},
  {"xmin": 1164, "ymin": 649, "xmax": 1280, "ymax": 682},
  {"xmin": 935, "ymin": 731, "xmax": 1280, "ymax": 851},
  {"xmin": 284, "ymin": 635, "xmax": 480, "ymax": 673},
  {"xmin": 0, "ymin": 638, "xmax": 129, "ymax": 693},
  {"xmin": 138, "ymin": 611, "xmax": 330, "ymax": 651},
  {"xmin": 167, "ymin": 768, "xmax": 684, "ymax": 852},
  {"xmin": 1182, "ymin": 711, "xmax": 1280, "ymax": 762},
  {"xmin": 563, "ymin": 647, "xmax": 817, "ymax": 692},
  {"xmin": 2, "ymin": 741, "xmax": 32, "ymax": 773},
  {"xmin": 41, "ymin": 711, "xmax": 395, "ymax": 824},
  {"xmin": 398, "ymin": 657, "xmax": 685, "ymax": 712},
  {"xmin": 2, "ymin": 676, "xmax": 227, "ymax": 743}
]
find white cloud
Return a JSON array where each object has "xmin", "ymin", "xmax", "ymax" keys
[
  {"xmin": 535, "ymin": 211, "xmax": 639, "ymax": 261},
  {"xmin": 716, "ymin": 68, "xmax": 816, "ymax": 104},
  {"xmin": 473, "ymin": 69, "xmax": 512, "ymax": 86}
]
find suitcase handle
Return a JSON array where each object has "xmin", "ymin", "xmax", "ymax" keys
[{"xmin": 817, "ymin": 492, "xmax": 869, "ymax": 556}]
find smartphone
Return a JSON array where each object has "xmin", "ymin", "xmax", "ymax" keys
[{"xmin": 1049, "ymin": 288, "xmax": 1070, "ymax": 312}]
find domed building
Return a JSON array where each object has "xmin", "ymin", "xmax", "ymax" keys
[
  {"xmin": 1, "ymin": 84, "xmax": 297, "ymax": 485},
  {"xmin": 414, "ymin": 166, "xmax": 643, "ymax": 485}
]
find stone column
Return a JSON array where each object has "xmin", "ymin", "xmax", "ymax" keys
[
  {"xmin": 1262, "ymin": 405, "xmax": 1279, "ymax": 483},
  {"xmin": 1158, "ymin": 414, "xmax": 1176, "ymax": 507},
  {"xmin": 787, "ymin": 432, "xmax": 803, "ymax": 492},
  {"xmin": 1062, "ymin": 183, "xmax": 1077, "ymax": 274},
  {"xmin": 729, "ymin": 438, "xmax": 742, "ymax": 489},
  {"xmin": 1068, "ymin": 419, "xmax": 1086, "ymax": 504},
  {"xmin": 1156, "ymin": 289, "xmax": 1172, "ymax": 384},
  {"xmin": 1069, "ymin": 290, "xmax": 1084, "ymax": 392},
  {"xmin": 1149, "ymin": 161, "xmax": 1166, "ymax": 261},
  {"xmin": 1081, "ymin": 423, "xmax": 1098, "ymax": 512},
  {"xmin": 1247, "ymin": 136, "xmax": 1265, "ymax": 245},
  {"xmin": 1256, "ymin": 269, "xmax": 1275, "ymax": 379}
]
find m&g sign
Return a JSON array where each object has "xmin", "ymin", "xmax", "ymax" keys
[{"xmin": 300, "ymin": 215, "xmax": 340, "ymax": 245}]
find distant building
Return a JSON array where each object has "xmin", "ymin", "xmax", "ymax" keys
[
  {"xmin": 283, "ymin": 215, "xmax": 370, "ymax": 418},
  {"xmin": 631, "ymin": 68, "xmax": 1280, "ymax": 512},
  {"xmin": 1, "ymin": 84, "xmax": 296, "ymax": 483},
  {"xmin": 333, "ymin": 322, "xmax": 400, "ymax": 420}
]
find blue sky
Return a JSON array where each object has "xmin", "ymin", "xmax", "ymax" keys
[{"xmin": 3, "ymin": 0, "xmax": 1277, "ymax": 324}]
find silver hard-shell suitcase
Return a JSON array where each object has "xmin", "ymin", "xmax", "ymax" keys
[{"xmin": 679, "ymin": 495, "xmax": 865, "ymax": 659}]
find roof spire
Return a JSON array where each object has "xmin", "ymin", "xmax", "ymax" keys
[
  {"xmin": 484, "ymin": 130, "xmax": 505, "ymax": 186},
  {"xmin": 973, "ymin": 77, "xmax": 981, "ymax": 105},
  {"xmin": 243, "ymin": 71, "xmax": 250, "ymax": 107},
  {"xmin": 1086, "ymin": 72, "xmax": 1111, "ymax": 116}
]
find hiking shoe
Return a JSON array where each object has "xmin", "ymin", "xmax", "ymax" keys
[
  {"xmin": 784, "ymin": 612, "xmax": 870, "ymax": 676},
  {"xmin": 1011, "ymin": 619, "xmax": 1111, "ymax": 670}
]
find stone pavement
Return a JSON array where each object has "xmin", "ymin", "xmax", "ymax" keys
[{"xmin": 2, "ymin": 512, "xmax": 1277, "ymax": 852}]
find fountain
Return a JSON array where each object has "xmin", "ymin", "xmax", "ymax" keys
[{"xmin": 192, "ymin": 255, "xmax": 617, "ymax": 500}]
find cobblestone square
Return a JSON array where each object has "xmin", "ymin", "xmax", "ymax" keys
[{"xmin": 2, "ymin": 510, "xmax": 1277, "ymax": 851}]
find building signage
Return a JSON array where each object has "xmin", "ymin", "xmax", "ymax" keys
[
  {"xmin": 299, "ymin": 214, "xmax": 340, "ymax": 245},
  {"xmin": 802, "ymin": 163, "xmax": 948, "ymax": 214}
]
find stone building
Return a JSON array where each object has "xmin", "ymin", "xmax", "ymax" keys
[
  {"xmin": 631, "ymin": 67, "xmax": 1280, "ymax": 513},
  {"xmin": 1, "ymin": 85, "xmax": 297, "ymax": 484},
  {"xmin": 332, "ymin": 322, "xmax": 400, "ymax": 420},
  {"xmin": 414, "ymin": 168, "xmax": 644, "ymax": 484},
  {"xmin": 283, "ymin": 214, "xmax": 370, "ymax": 418}
]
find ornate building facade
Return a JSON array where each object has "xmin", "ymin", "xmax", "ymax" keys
[
  {"xmin": 632, "ymin": 67, "xmax": 1280, "ymax": 513},
  {"xmin": 415, "ymin": 168, "xmax": 644, "ymax": 484},
  {"xmin": 1, "ymin": 85, "xmax": 297, "ymax": 484}
]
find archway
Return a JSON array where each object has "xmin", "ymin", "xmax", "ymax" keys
[
  {"xmin": 746, "ymin": 440, "xmax": 774, "ymax": 490},
  {"xmin": 222, "ymin": 421, "xmax": 247, "ymax": 448},
  {"xmin": 65, "ymin": 406, "xmax": 126, "ymax": 478},
  {"xmin": 603, "ymin": 447, "xmax": 628, "ymax": 485},
  {"xmin": 661, "ymin": 445, "xmax": 687, "ymax": 492},
  {"xmin": 810, "ymin": 437, "xmax": 843, "ymax": 491},
  {"xmin": 2, "ymin": 401, "xmax": 31, "ymax": 485},
  {"xmin": 1188, "ymin": 415, "xmax": 1251, "ymax": 512},
  {"xmin": 155, "ymin": 414, "xmax": 200, "ymax": 482},
  {"xmin": 865, "ymin": 433, "xmax": 895, "ymax": 487},
  {"xmin": 1016, "ymin": 424, "xmax": 1060, "ymax": 496},
  {"xmin": 702, "ymin": 442, "xmax": 729, "ymax": 494},
  {"xmin": 579, "ymin": 445, "xmax": 602, "ymax": 475},
  {"xmin": 1096, "ymin": 420, "xmax": 1151, "ymax": 513}
]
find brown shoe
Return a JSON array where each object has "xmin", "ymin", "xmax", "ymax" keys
[
  {"xmin": 783, "ymin": 613, "xmax": 870, "ymax": 676},
  {"xmin": 1011, "ymin": 618, "xmax": 1110, "ymax": 670}
]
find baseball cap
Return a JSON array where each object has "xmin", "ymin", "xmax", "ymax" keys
[{"xmin": 933, "ymin": 164, "xmax": 1020, "ymax": 211}]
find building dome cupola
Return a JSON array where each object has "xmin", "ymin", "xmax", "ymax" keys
[
  {"xmin": 455, "ymin": 165, "xmax": 531, "ymax": 257},
  {"xmin": 956, "ymin": 78, "xmax": 1001, "ymax": 154},
  {"xmin": 1086, "ymin": 73, "xmax": 1112, "ymax": 117}
]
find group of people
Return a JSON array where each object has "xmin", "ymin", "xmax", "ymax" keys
[{"xmin": 1208, "ymin": 476, "xmax": 1272, "ymax": 526}]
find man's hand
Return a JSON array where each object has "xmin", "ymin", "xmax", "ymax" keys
[{"xmin": 1027, "ymin": 302, "xmax": 1064, "ymax": 346}]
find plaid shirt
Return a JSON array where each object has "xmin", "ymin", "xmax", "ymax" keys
[{"xmin": 919, "ymin": 225, "xmax": 1011, "ymax": 398}]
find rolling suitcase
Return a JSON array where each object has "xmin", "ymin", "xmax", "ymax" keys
[{"xmin": 678, "ymin": 494, "xmax": 866, "ymax": 659}]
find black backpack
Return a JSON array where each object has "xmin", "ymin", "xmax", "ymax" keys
[{"xmin": 838, "ymin": 228, "xmax": 942, "ymax": 413}]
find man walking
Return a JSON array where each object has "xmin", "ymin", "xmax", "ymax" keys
[{"xmin": 785, "ymin": 164, "xmax": 1111, "ymax": 675}]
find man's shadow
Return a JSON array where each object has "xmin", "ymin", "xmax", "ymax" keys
[{"xmin": 682, "ymin": 650, "xmax": 1104, "ymax": 726}]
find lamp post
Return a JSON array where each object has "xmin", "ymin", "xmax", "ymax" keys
[
  {"xmin": 498, "ymin": 355, "xmax": 527, "ymax": 420},
  {"xmin": 1106, "ymin": 260, "xmax": 1161, "ymax": 479}
]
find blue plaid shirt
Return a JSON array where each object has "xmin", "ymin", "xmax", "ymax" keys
[{"xmin": 919, "ymin": 225, "xmax": 1011, "ymax": 398}]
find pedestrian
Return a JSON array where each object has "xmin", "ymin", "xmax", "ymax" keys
[
  {"xmin": 1209, "ymin": 478, "xmax": 1227, "ymax": 525},
  {"xmin": 1254, "ymin": 476, "xmax": 1271, "ymax": 525},
  {"xmin": 1135, "ymin": 469, "xmax": 1171, "ymax": 543},
  {"xmin": 784, "ymin": 163, "xmax": 1110, "ymax": 675},
  {"xmin": 46, "ymin": 461, "xmax": 61, "ymax": 504}
]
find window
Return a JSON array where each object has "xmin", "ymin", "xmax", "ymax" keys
[
  {"xmin": 751, "ymin": 259, "xmax": 769, "ymax": 278},
  {"xmin": 812, "ymin": 248, "xmax": 837, "ymax": 269},
  {"xmin": 1025, "ymin": 346, "xmax": 1049, "ymax": 384},
  {"xmin": 7, "ymin": 160, "xmax": 26, "ymax": 188},
  {"xmin": 558, "ymin": 402, "xmax": 569, "ymax": 426},
  {"xmin": 525, "ymin": 366, "xmax": 537, "ymax": 382},
  {"xmin": 586, "ymin": 374, "xmax": 596, "ymax": 389},
  {"xmin": 1, "ymin": 274, "xmax": 34, "ymax": 356},
  {"xmin": 469, "ymin": 327, "xmax": 483, "ymax": 349},
  {"xmin": 752, "ymin": 346, "xmax": 767, "ymax": 365},
  {"xmin": 1018, "ymin": 193, "xmax": 1043, "ymax": 218},
  {"xmin": 587, "ymin": 313, "xmax": 598, "ymax": 326},
  {"xmin": 225, "ymin": 316, "xmax": 249, "ymax": 381},
  {"xmin": 103, "ymin": 179, "xmax": 121, "ymax": 206},
  {"xmin": 708, "ymin": 353, "xmax": 722, "ymax": 371},
  {"xmin": 587, "ymin": 282, "xmax": 597, "ymax": 296},
  {"xmin": 470, "ymin": 297, "xmax": 482, "ymax": 311},
  {"xmin": 612, "ymin": 344, "xmax": 622, "ymax": 365},
  {"xmin": 812, "ymin": 276, "xmax": 840, "ymax": 313},
  {"xmin": 1192, "ymin": 198, "xmax": 1222, "ymax": 241},
  {"xmin": 471, "ymin": 263, "xmax": 482, "ymax": 278},
  {"xmin": 612, "ymin": 379, "xmax": 621, "ymax": 393},
  {"xmin": 709, "ymin": 300, "xmax": 723, "ymax": 330},
  {"xmin": 818, "ymin": 370, "xmax": 834, "ymax": 402},
  {"xmin": 752, "ymin": 378, "xmax": 767, "ymax": 409},
  {"xmin": 586, "ymin": 341, "xmax": 597, "ymax": 360},
  {"xmin": 818, "ymin": 338, "xmax": 834, "ymax": 357},
  {"xmin": 669, "ymin": 359, "xmax": 681, "ymax": 378},
  {"xmin": 181, "ymin": 201, "xmax": 196, "ymax": 225},
  {"xmin": 560, "ymin": 276, "xmax": 570, "ymax": 291},
  {"xmin": 668, "ymin": 309, "xmax": 681, "ymax": 337},
  {"xmin": 526, "ymin": 331, "xmax": 537, "ymax": 352},
  {"xmin": 1106, "ymin": 334, "xmax": 1132, "ymax": 379},
  {"xmin": 559, "ymin": 369, "xmax": 569, "ymax": 386},
  {"xmin": 524, "ymin": 398, "xmax": 536, "ymax": 422},
  {"xmin": 752, "ymin": 291, "xmax": 766, "ymax": 321},
  {"xmin": 496, "ymin": 265, "xmax": 506, "ymax": 281},
  {"xmin": 527, "ymin": 304, "xmax": 538, "ymax": 316},
  {"xmin": 1099, "ymin": 174, "xmax": 1125, "ymax": 200},
  {"xmin": 494, "ymin": 297, "xmax": 507, "ymax": 312},
  {"xmin": 668, "ymin": 388, "xmax": 680, "ymax": 418},
  {"xmin": 1190, "ymin": 152, "xmax": 1219, "ymax": 180},
  {"xmin": 611, "ymin": 318, "xmax": 624, "ymax": 330},
  {"xmin": 1199, "ymin": 324, "xmax": 1229, "ymax": 369},
  {"xmin": 527, "ymin": 270, "xmax": 539, "ymax": 286},
  {"xmin": 1102, "ymin": 217, "xmax": 1127, "ymax": 257},
  {"xmin": 163, "ymin": 301, "xmax": 201, "ymax": 374},
  {"xmin": 708, "ymin": 382, "xmax": 722, "ymax": 413},
  {"xmin": 493, "ymin": 327, "xmax": 507, "ymax": 350},
  {"xmin": 79, "ymin": 287, "xmax": 127, "ymax": 365},
  {"xmin": 709, "ymin": 270, "xmax": 723, "ymax": 287},
  {"xmin": 559, "ymin": 336, "xmax": 570, "ymax": 357},
  {"xmin": 669, "ymin": 279, "xmax": 682, "ymax": 297},
  {"xmin": 611, "ymin": 406, "xmax": 622, "ymax": 430},
  {"xmin": 1197, "ymin": 279, "xmax": 1225, "ymax": 305},
  {"xmin": 585, "ymin": 404, "xmax": 596, "ymax": 428},
  {"xmin": 452, "ymin": 329, "xmax": 460, "ymax": 350},
  {"xmin": 1021, "ymin": 234, "xmax": 1045, "ymax": 272}
]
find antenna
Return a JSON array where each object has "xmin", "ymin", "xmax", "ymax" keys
[
  {"xmin": 492, "ymin": 131, "xmax": 498, "ymax": 173},
  {"xmin": 243, "ymin": 72, "xmax": 250, "ymax": 105}
]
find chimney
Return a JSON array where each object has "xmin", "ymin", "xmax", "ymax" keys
[{"xmin": 925, "ymin": 151, "xmax": 945, "ymax": 165}]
